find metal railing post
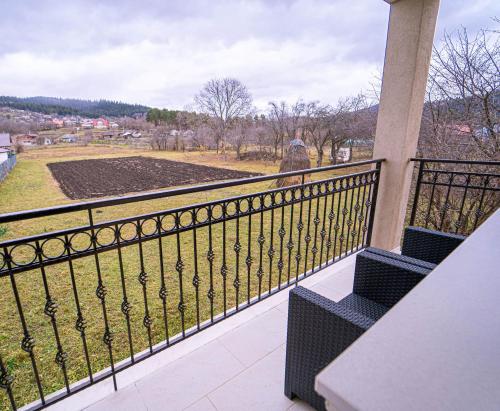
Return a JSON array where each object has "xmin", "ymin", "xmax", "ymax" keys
[
  {"xmin": 366, "ymin": 161, "xmax": 382, "ymax": 246},
  {"xmin": 409, "ymin": 159, "xmax": 425, "ymax": 226}
]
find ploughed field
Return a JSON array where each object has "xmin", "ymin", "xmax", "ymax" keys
[{"xmin": 47, "ymin": 156, "xmax": 262, "ymax": 199}]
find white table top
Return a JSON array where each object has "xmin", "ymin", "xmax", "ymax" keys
[{"xmin": 315, "ymin": 210, "xmax": 500, "ymax": 411}]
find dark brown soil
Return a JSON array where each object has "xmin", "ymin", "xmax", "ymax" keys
[{"xmin": 47, "ymin": 156, "xmax": 262, "ymax": 199}]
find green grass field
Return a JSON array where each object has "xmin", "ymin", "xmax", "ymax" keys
[{"xmin": 0, "ymin": 145, "xmax": 374, "ymax": 409}]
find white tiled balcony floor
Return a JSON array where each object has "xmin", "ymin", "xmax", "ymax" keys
[{"xmin": 50, "ymin": 254, "xmax": 356, "ymax": 411}]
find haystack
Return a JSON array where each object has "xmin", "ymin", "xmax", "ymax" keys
[{"xmin": 277, "ymin": 138, "xmax": 311, "ymax": 187}]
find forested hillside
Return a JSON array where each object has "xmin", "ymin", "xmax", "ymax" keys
[{"xmin": 0, "ymin": 96, "xmax": 150, "ymax": 117}]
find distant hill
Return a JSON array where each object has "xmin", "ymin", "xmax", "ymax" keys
[{"xmin": 0, "ymin": 96, "xmax": 151, "ymax": 117}]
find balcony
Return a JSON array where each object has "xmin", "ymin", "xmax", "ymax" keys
[
  {"xmin": 1, "ymin": 1, "xmax": 499, "ymax": 409},
  {"xmin": 0, "ymin": 156, "xmax": 498, "ymax": 411}
]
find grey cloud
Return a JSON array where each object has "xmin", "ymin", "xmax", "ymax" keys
[{"xmin": 0, "ymin": 0, "xmax": 497, "ymax": 109}]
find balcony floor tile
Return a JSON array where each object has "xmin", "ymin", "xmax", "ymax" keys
[
  {"xmin": 208, "ymin": 345, "xmax": 293, "ymax": 411},
  {"xmin": 135, "ymin": 340, "xmax": 244, "ymax": 410},
  {"xmin": 84, "ymin": 384, "xmax": 146, "ymax": 411},
  {"xmin": 218, "ymin": 307, "xmax": 288, "ymax": 367}
]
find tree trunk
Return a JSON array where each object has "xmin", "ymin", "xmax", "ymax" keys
[
  {"xmin": 330, "ymin": 143, "xmax": 337, "ymax": 165},
  {"xmin": 317, "ymin": 148, "xmax": 323, "ymax": 167}
]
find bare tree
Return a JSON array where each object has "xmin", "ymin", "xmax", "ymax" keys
[
  {"xmin": 414, "ymin": 25, "xmax": 499, "ymax": 232},
  {"xmin": 303, "ymin": 101, "xmax": 330, "ymax": 166},
  {"xmin": 149, "ymin": 126, "xmax": 169, "ymax": 151},
  {"xmin": 195, "ymin": 78, "xmax": 253, "ymax": 155},
  {"xmin": 426, "ymin": 27, "xmax": 499, "ymax": 159},
  {"xmin": 326, "ymin": 95, "xmax": 370, "ymax": 164},
  {"xmin": 230, "ymin": 115, "xmax": 253, "ymax": 159},
  {"xmin": 267, "ymin": 101, "xmax": 287, "ymax": 160}
]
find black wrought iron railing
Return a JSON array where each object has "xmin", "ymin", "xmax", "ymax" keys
[
  {"xmin": 409, "ymin": 158, "xmax": 500, "ymax": 235},
  {"xmin": 0, "ymin": 159, "xmax": 382, "ymax": 410}
]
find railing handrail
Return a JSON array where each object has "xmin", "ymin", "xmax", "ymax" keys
[
  {"xmin": 0, "ymin": 158, "xmax": 383, "ymax": 224},
  {"xmin": 410, "ymin": 157, "xmax": 500, "ymax": 166}
]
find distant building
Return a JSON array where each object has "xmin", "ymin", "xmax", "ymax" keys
[
  {"xmin": 110, "ymin": 122, "xmax": 119, "ymax": 128},
  {"xmin": 81, "ymin": 119, "xmax": 94, "ymax": 128},
  {"xmin": 52, "ymin": 118, "xmax": 64, "ymax": 128},
  {"xmin": 92, "ymin": 118, "xmax": 109, "ymax": 129},
  {"xmin": 60, "ymin": 134, "xmax": 77, "ymax": 143},
  {"xmin": 0, "ymin": 133, "xmax": 11, "ymax": 149},
  {"xmin": 0, "ymin": 147, "xmax": 11, "ymax": 163},
  {"xmin": 120, "ymin": 130, "xmax": 142, "ymax": 138},
  {"xmin": 14, "ymin": 133, "xmax": 38, "ymax": 146}
]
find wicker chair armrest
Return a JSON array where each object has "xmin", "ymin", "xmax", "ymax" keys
[
  {"xmin": 402, "ymin": 226, "xmax": 466, "ymax": 264},
  {"xmin": 285, "ymin": 286, "xmax": 374, "ymax": 410},
  {"xmin": 354, "ymin": 251, "xmax": 430, "ymax": 308},
  {"xmin": 364, "ymin": 246, "xmax": 436, "ymax": 271}
]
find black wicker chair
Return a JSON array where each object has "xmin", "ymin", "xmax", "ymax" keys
[
  {"xmin": 401, "ymin": 226, "xmax": 466, "ymax": 264},
  {"xmin": 284, "ymin": 251, "xmax": 432, "ymax": 410}
]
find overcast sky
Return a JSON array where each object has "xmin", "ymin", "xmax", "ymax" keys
[{"xmin": 0, "ymin": 0, "xmax": 497, "ymax": 111}]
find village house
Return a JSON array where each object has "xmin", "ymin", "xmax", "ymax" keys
[
  {"xmin": 81, "ymin": 119, "xmax": 93, "ymax": 128},
  {"xmin": 51, "ymin": 118, "xmax": 64, "ymax": 128},
  {"xmin": 0, "ymin": 132, "xmax": 12, "ymax": 149},
  {"xmin": 14, "ymin": 133, "xmax": 39, "ymax": 146},
  {"xmin": 92, "ymin": 118, "xmax": 109, "ymax": 129},
  {"xmin": 0, "ymin": 147, "xmax": 12, "ymax": 163},
  {"xmin": 59, "ymin": 134, "xmax": 77, "ymax": 143}
]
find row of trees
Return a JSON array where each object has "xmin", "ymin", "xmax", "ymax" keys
[
  {"xmin": 145, "ymin": 91, "xmax": 377, "ymax": 166},
  {"xmin": 142, "ymin": 78, "xmax": 377, "ymax": 164}
]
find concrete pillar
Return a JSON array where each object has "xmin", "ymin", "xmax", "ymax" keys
[{"xmin": 371, "ymin": 0, "xmax": 440, "ymax": 250}]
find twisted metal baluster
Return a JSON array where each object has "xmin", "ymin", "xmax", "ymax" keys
[
  {"xmin": 246, "ymin": 206, "xmax": 252, "ymax": 304},
  {"xmin": 35, "ymin": 240, "xmax": 70, "ymax": 394},
  {"xmin": 286, "ymin": 190, "xmax": 295, "ymax": 285},
  {"xmin": 136, "ymin": 220, "xmax": 153, "ymax": 353},
  {"xmin": 191, "ymin": 211, "xmax": 201, "ymax": 330},
  {"xmin": 256, "ymin": 195, "xmax": 265, "ymax": 300},
  {"xmin": 277, "ymin": 199, "xmax": 286, "ymax": 289},
  {"xmin": 302, "ymin": 185, "xmax": 314, "ymax": 276},
  {"xmin": 325, "ymin": 182, "xmax": 337, "ymax": 263},
  {"xmin": 345, "ymin": 178, "xmax": 355, "ymax": 255},
  {"xmin": 174, "ymin": 212, "xmax": 186, "ymax": 336},
  {"xmin": 114, "ymin": 225, "xmax": 135, "ymax": 361},
  {"xmin": 339, "ymin": 181, "xmax": 349, "ymax": 258},
  {"xmin": 65, "ymin": 234, "xmax": 94, "ymax": 380},
  {"xmin": 310, "ymin": 191, "xmax": 322, "ymax": 273},
  {"xmin": 221, "ymin": 203, "xmax": 228, "ymax": 316},
  {"xmin": 318, "ymin": 183, "xmax": 329, "ymax": 270},
  {"xmin": 0, "ymin": 354, "xmax": 16, "ymax": 410},
  {"xmin": 3, "ymin": 246, "xmax": 44, "ymax": 405},
  {"xmin": 355, "ymin": 176, "xmax": 367, "ymax": 251},
  {"xmin": 207, "ymin": 206, "xmax": 215, "ymax": 322},
  {"xmin": 295, "ymin": 177, "xmax": 306, "ymax": 284},
  {"xmin": 332, "ymin": 185, "xmax": 343, "ymax": 261},
  {"xmin": 361, "ymin": 179, "xmax": 374, "ymax": 246},
  {"xmin": 267, "ymin": 203, "xmax": 275, "ymax": 295},
  {"xmin": 156, "ymin": 216, "xmax": 170, "ymax": 343},
  {"xmin": 233, "ymin": 200, "xmax": 241, "ymax": 311},
  {"xmin": 88, "ymin": 209, "xmax": 117, "ymax": 391}
]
